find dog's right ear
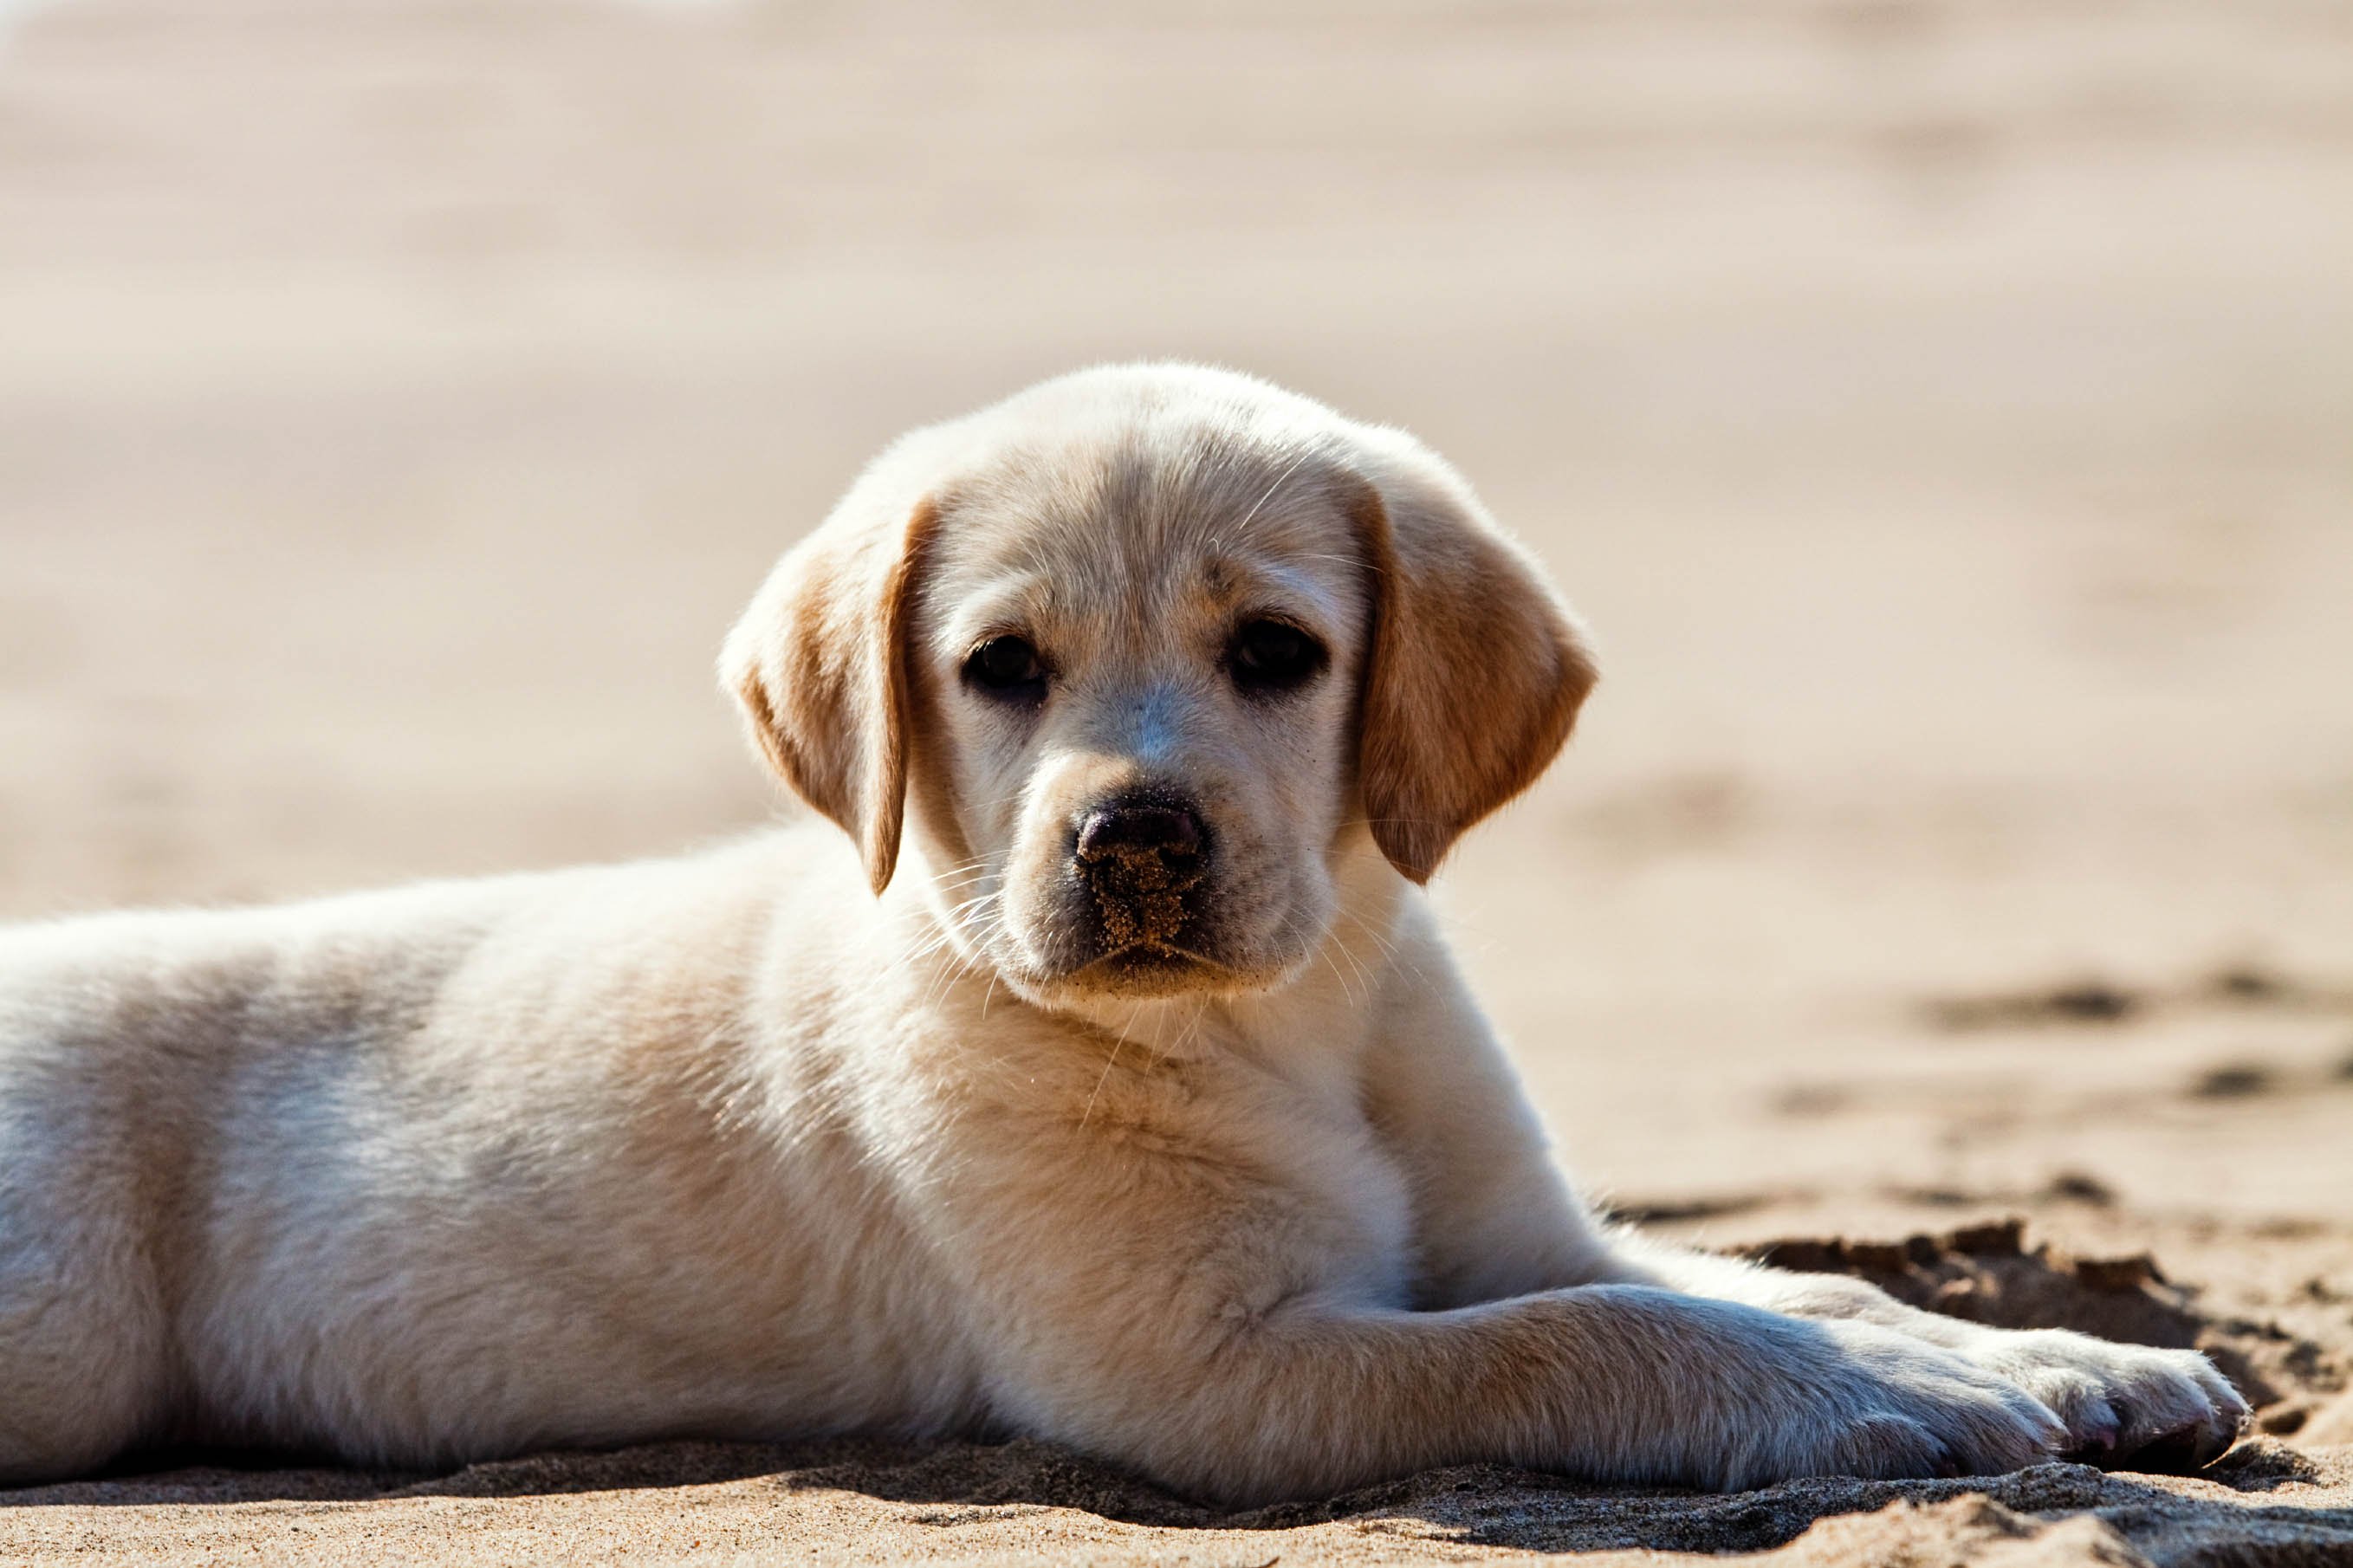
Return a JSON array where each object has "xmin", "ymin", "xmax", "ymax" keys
[{"xmin": 722, "ymin": 494, "xmax": 938, "ymax": 897}]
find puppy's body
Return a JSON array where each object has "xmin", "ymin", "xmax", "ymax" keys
[{"xmin": 0, "ymin": 366, "xmax": 2244, "ymax": 1500}]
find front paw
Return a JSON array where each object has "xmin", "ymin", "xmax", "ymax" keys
[
  {"xmin": 1966, "ymin": 1329, "xmax": 2248, "ymax": 1472},
  {"xmin": 1726, "ymin": 1319, "xmax": 2066, "ymax": 1487}
]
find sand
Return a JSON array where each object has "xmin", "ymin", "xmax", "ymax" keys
[
  {"xmin": 2, "ymin": 1438, "xmax": 2349, "ymax": 1567},
  {"xmin": 2, "ymin": 0, "xmax": 2350, "ymax": 1561}
]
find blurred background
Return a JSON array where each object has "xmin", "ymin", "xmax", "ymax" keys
[{"xmin": 2, "ymin": 2, "xmax": 2349, "ymax": 1229}]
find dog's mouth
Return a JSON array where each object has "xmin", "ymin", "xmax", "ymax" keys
[
  {"xmin": 1047, "ymin": 936, "xmax": 1256, "ymax": 1001},
  {"xmin": 1001, "ymin": 911, "xmax": 1311, "ymax": 1008},
  {"xmin": 1080, "ymin": 939, "xmax": 1219, "ymax": 981}
]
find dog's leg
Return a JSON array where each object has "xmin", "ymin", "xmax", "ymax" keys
[
  {"xmin": 1596, "ymin": 1229, "xmax": 2248, "ymax": 1469},
  {"xmin": 0, "ymin": 1113, "xmax": 172, "ymax": 1481},
  {"xmin": 0, "ymin": 942, "xmax": 192, "ymax": 1483},
  {"xmin": 1353, "ymin": 929, "xmax": 1620, "ymax": 1308}
]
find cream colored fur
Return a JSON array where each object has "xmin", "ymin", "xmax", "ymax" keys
[{"xmin": 0, "ymin": 365, "xmax": 2244, "ymax": 1501}]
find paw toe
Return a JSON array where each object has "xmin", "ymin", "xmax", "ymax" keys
[
  {"xmin": 2107, "ymin": 1418, "xmax": 2225, "ymax": 1474},
  {"xmin": 2099, "ymin": 1384, "xmax": 2244, "ymax": 1473},
  {"xmin": 2055, "ymin": 1397, "xmax": 2122, "ymax": 1464}
]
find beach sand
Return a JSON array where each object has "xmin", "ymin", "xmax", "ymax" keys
[{"xmin": 2, "ymin": 1, "xmax": 2350, "ymax": 1560}]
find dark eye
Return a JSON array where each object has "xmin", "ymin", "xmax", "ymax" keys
[
  {"xmin": 1228, "ymin": 619, "xmax": 1327, "ymax": 695},
  {"xmin": 963, "ymin": 635, "xmax": 1047, "ymax": 702}
]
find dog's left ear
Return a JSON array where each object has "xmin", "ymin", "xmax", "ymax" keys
[
  {"xmin": 1346, "ymin": 440, "xmax": 1598, "ymax": 884},
  {"xmin": 722, "ymin": 495, "xmax": 938, "ymax": 896}
]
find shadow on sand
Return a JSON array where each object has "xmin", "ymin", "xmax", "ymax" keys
[{"xmin": 7, "ymin": 1434, "xmax": 2350, "ymax": 1565}]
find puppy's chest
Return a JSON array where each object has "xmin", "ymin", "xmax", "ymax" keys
[
  {"xmin": 1095, "ymin": 1059, "xmax": 1421, "ymax": 1303},
  {"xmin": 1296, "ymin": 1119, "xmax": 1420, "ymax": 1304}
]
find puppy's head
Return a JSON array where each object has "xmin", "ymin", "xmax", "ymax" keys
[{"xmin": 723, "ymin": 366, "xmax": 1595, "ymax": 1009}]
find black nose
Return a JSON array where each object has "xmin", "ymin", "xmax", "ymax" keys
[{"xmin": 1076, "ymin": 800, "xmax": 1205, "ymax": 866}]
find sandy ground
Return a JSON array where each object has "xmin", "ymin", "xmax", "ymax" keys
[{"xmin": 3, "ymin": 0, "xmax": 2351, "ymax": 1562}]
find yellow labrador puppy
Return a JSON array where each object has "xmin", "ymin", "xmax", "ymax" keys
[{"xmin": 0, "ymin": 365, "xmax": 2243, "ymax": 1501}]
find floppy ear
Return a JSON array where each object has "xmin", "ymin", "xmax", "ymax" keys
[
  {"xmin": 721, "ymin": 496, "xmax": 938, "ymax": 896},
  {"xmin": 1349, "ymin": 450, "xmax": 1598, "ymax": 884}
]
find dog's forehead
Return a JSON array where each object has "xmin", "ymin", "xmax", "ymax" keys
[{"xmin": 928, "ymin": 423, "xmax": 1363, "ymax": 635}]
